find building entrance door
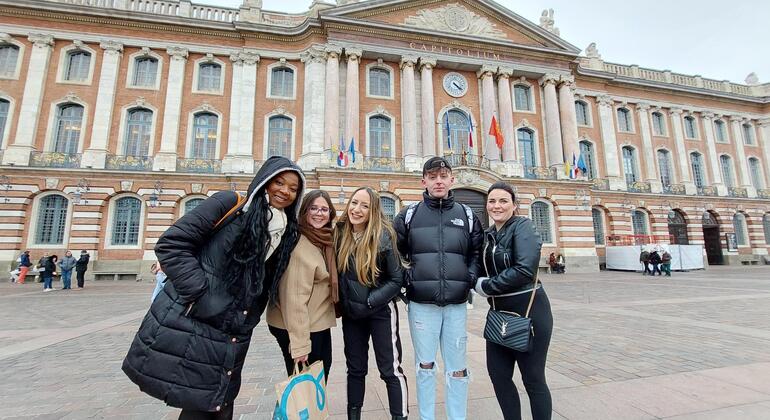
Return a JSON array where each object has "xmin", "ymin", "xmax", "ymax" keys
[
  {"xmin": 701, "ymin": 212, "xmax": 723, "ymax": 265},
  {"xmin": 452, "ymin": 188, "xmax": 488, "ymax": 230}
]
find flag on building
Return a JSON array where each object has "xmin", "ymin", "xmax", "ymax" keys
[
  {"xmin": 489, "ymin": 115, "xmax": 504, "ymax": 150},
  {"xmin": 348, "ymin": 137, "xmax": 356, "ymax": 163},
  {"xmin": 337, "ymin": 135, "xmax": 348, "ymax": 167},
  {"xmin": 570, "ymin": 152, "xmax": 579, "ymax": 179},
  {"xmin": 576, "ymin": 152, "xmax": 588, "ymax": 176},
  {"xmin": 467, "ymin": 114, "xmax": 474, "ymax": 148},
  {"xmin": 445, "ymin": 113, "xmax": 452, "ymax": 150}
]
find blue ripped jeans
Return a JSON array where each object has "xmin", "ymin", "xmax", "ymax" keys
[{"xmin": 408, "ymin": 302, "xmax": 468, "ymax": 420}]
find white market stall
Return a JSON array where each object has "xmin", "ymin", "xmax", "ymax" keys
[{"xmin": 606, "ymin": 245, "xmax": 705, "ymax": 271}]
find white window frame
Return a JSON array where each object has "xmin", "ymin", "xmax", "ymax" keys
[
  {"xmin": 574, "ymin": 99, "xmax": 592, "ymax": 127},
  {"xmin": 115, "ymin": 100, "xmax": 159, "ymax": 157},
  {"xmin": 42, "ymin": 95, "xmax": 89, "ymax": 153},
  {"xmin": 621, "ymin": 145, "xmax": 640, "ymax": 184},
  {"xmin": 747, "ymin": 156, "xmax": 765, "ymax": 189},
  {"xmin": 56, "ymin": 42, "xmax": 96, "ymax": 85},
  {"xmin": 683, "ymin": 114, "xmax": 699, "ymax": 139},
  {"xmin": 714, "ymin": 119, "xmax": 728, "ymax": 143},
  {"xmin": 591, "ymin": 206, "xmax": 607, "ymax": 247},
  {"xmin": 366, "ymin": 60, "xmax": 395, "ymax": 99},
  {"xmin": 732, "ymin": 212, "xmax": 749, "ymax": 247},
  {"xmin": 365, "ymin": 109, "xmax": 397, "ymax": 158},
  {"xmin": 104, "ymin": 193, "xmax": 146, "ymax": 250},
  {"xmin": 615, "ymin": 106, "xmax": 634, "ymax": 133},
  {"xmin": 514, "ymin": 121, "xmax": 542, "ymax": 168},
  {"xmin": 192, "ymin": 54, "xmax": 226, "ymax": 95},
  {"xmin": 688, "ymin": 149, "xmax": 709, "ymax": 187},
  {"xmin": 185, "ymin": 105, "xmax": 223, "ymax": 159},
  {"xmin": 742, "ymin": 122, "xmax": 756, "ymax": 146},
  {"xmin": 656, "ymin": 147, "xmax": 676, "ymax": 185},
  {"xmin": 262, "ymin": 110, "xmax": 297, "ymax": 159},
  {"xmin": 26, "ymin": 191, "xmax": 74, "ymax": 249},
  {"xmin": 719, "ymin": 154, "xmax": 736, "ymax": 188},
  {"xmin": 578, "ymin": 138, "xmax": 600, "ymax": 179},
  {"xmin": 126, "ymin": 48, "xmax": 163, "ymax": 91},
  {"xmin": 266, "ymin": 60, "xmax": 297, "ymax": 100},
  {"xmin": 0, "ymin": 36, "xmax": 25, "ymax": 81},
  {"xmin": 0, "ymin": 93, "xmax": 16, "ymax": 149},
  {"xmin": 651, "ymin": 111, "xmax": 667, "ymax": 137},
  {"xmin": 631, "ymin": 209, "xmax": 650, "ymax": 236},
  {"xmin": 528, "ymin": 199, "xmax": 555, "ymax": 246},
  {"xmin": 512, "ymin": 81, "xmax": 535, "ymax": 114},
  {"xmin": 378, "ymin": 192, "xmax": 401, "ymax": 221},
  {"xmin": 179, "ymin": 195, "xmax": 208, "ymax": 217}
]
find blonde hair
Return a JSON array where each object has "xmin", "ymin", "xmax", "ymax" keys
[{"xmin": 335, "ymin": 187, "xmax": 398, "ymax": 287}]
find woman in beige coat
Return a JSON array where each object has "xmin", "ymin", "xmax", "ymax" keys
[{"xmin": 267, "ymin": 189, "xmax": 338, "ymax": 380}]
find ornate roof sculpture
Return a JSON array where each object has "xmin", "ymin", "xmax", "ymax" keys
[{"xmin": 403, "ymin": 3, "xmax": 507, "ymax": 40}]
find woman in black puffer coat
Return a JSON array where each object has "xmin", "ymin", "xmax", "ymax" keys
[{"xmin": 122, "ymin": 156, "xmax": 305, "ymax": 419}]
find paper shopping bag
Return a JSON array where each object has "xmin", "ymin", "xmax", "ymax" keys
[{"xmin": 273, "ymin": 361, "xmax": 329, "ymax": 420}]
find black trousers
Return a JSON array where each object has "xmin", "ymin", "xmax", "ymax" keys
[
  {"xmin": 487, "ymin": 288, "xmax": 553, "ymax": 420},
  {"xmin": 642, "ymin": 262, "xmax": 652, "ymax": 274},
  {"xmin": 178, "ymin": 403, "xmax": 234, "ymax": 420},
  {"xmin": 76, "ymin": 270, "xmax": 86, "ymax": 288},
  {"xmin": 342, "ymin": 301, "xmax": 408, "ymax": 417},
  {"xmin": 651, "ymin": 263, "xmax": 662, "ymax": 275},
  {"xmin": 268, "ymin": 325, "xmax": 332, "ymax": 382}
]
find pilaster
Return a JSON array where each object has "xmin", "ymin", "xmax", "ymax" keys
[
  {"xmin": 558, "ymin": 76, "xmax": 579, "ymax": 169},
  {"xmin": 729, "ymin": 116, "xmax": 756, "ymax": 197},
  {"xmin": 154, "ymin": 46, "xmax": 188, "ymax": 172},
  {"xmin": 344, "ymin": 48, "xmax": 362, "ymax": 154},
  {"xmin": 669, "ymin": 107, "xmax": 696, "ymax": 195},
  {"xmin": 401, "ymin": 55, "xmax": 420, "ymax": 172},
  {"xmin": 419, "ymin": 57, "xmax": 437, "ymax": 159},
  {"xmin": 635, "ymin": 102, "xmax": 661, "ymax": 192},
  {"xmin": 540, "ymin": 74, "xmax": 564, "ymax": 168},
  {"xmin": 298, "ymin": 46, "xmax": 327, "ymax": 171},
  {"xmin": 323, "ymin": 46, "xmax": 341, "ymax": 152},
  {"xmin": 82, "ymin": 40, "xmax": 123, "ymax": 169},
  {"xmin": 596, "ymin": 94, "xmax": 625, "ymax": 190},
  {"xmin": 223, "ymin": 50, "xmax": 259, "ymax": 173},
  {"xmin": 478, "ymin": 65, "xmax": 498, "ymax": 162},
  {"xmin": 759, "ymin": 118, "xmax": 770, "ymax": 186}
]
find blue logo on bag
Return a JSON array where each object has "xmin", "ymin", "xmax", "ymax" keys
[{"xmin": 273, "ymin": 368, "xmax": 326, "ymax": 420}]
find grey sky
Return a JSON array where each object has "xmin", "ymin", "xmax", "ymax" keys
[{"xmin": 198, "ymin": 0, "xmax": 769, "ymax": 84}]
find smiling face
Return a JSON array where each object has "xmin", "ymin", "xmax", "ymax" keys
[
  {"xmin": 306, "ymin": 196, "xmax": 331, "ymax": 229},
  {"xmin": 347, "ymin": 189, "xmax": 371, "ymax": 231},
  {"xmin": 422, "ymin": 168, "xmax": 454, "ymax": 199},
  {"xmin": 487, "ymin": 188, "xmax": 516, "ymax": 226},
  {"xmin": 266, "ymin": 171, "xmax": 300, "ymax": 209}
]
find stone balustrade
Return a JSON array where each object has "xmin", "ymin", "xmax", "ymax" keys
[{"xmin": 29, "ymin": 152, "xmax": 81, "ymax": 169}]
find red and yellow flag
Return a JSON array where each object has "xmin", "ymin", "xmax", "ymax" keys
[{"xmin": 489, "ymin": 115, "xmax": 504, "ymax": 150}]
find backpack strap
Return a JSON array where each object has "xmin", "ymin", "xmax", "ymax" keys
[
  {"xmin": 404, "ymin": 202, "xmax": 420, "ymax": 230},
  {"xmin": 214, "ymin": 192, "xmax": 246, "ymax": 228},
  {"xmin": 460, "ymin": 203, "xmax": 474, "ymax": 233}
]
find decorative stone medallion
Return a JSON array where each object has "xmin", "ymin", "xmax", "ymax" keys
[
  {"xmin": 45, "ymin": 178, "xmax": 59, "ymax": 190},
  {"xmin": 121, "ymin": 180, "xmax": 133, "ymax": 192},
  {"xmin": 443, "ymin": 5, "xmax": 470, "ymax": 32}
]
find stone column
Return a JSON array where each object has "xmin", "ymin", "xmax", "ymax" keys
[
  {"xmin": 298, "ymin": 46, "xmax": 326, "ymax": 171},
  {"xmin": 540, "ymin": 74, "xmax": 564, "ymax": 172},
  {"xmin": 153, "ymin": 46, "xmax": 188, "ymax": 172},
  {"xmin": 558, "ymin": 76, "xmax": 580, "ymax": 171},
  {"xmin": 698, "ymin": 110, "xmax": 725, "ymax": 195},
  {"xmin": 419, "ymin": 57, "xmax": 437, "ymax": 159},
  {"xmin": 82, "ymin": 40, "xmax": 123, "ymax": 169},
  {"xmin": 496, "ymin": 67, "xmax": 521, "ymax": 177},
  {"xmin": 635, "ymin": 102, "xmax": 662, "ymax": 192},
  {"xmin": 759, "ymin": 119, "xmax": 770, "ymax": 188},
  {"xmin": 478, "ymin": 65, "xmax": 499, "ymax": 162},
  {"xmin": 668, "ymin": 107, "xmax": 695, "ymax": 195},
  {"xmin": 2, "ymin": 33, "xmax": 54, "ymax": 166},
  {"xmin": 323, "ymin": 46, "xmax": 341, "ymax": 152},
  {"xmin": 401, "ymin": 55, "xmax": 420, "ymax": 171},
  {"xmin": 344, "ymin": 48, "xmax": 361, "ymax": 160},
  {"xmin": 730, "ymin": 116, "xmax": 756, "ymax": 197},
  {"xmin": 223, "ymin": 52, "xmax": 243, "ymax": 171},
  {"xmin": 596, "ymin": 95, "xmax": 626, "ymax": 190},
  {"xmin": 223, "ymin": 50, "xmax": 259, "ymax": 173}
]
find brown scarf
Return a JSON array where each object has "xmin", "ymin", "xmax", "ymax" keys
[{"xmin": 299, "ymin": 222, "xmax": 339, "ymax": 304}]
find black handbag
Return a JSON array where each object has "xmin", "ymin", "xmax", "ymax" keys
[{"xmin": 483, "ymin": 274, "xmax": 538, "ymax": 352}]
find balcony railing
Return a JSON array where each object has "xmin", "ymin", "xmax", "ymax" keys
[
  {"xmin": 442, "ymin": 153, "xmax": 491, "ymax": 170},
  {"xmin": 177, "ymin": 158, "xmax": 221, "ymax": 174},
  {"xmin": 360, "ymin": 157, "xmax": 405, "ymax": 172},
  {"xmin": 590, "ymin": 178, "xmax": 610, "ymax": 190},
  {"xmin": 696, "ymin": 186, "xmax": 717, "ymax": 196},
  {"xmin": 29, "ymin": 152, "xmax": 81, "ymax": 168},
  {"xmin": 627, "ymin": 181, "xmax": 651, "ymax": 193},
  {"xmin": 758, "ymin": 189, "xmax": 770, "ymax": 199},
  {"xmin": 106, "ymin": 154, "xmax": 153, "ymax": 171},
  {"xmin": 663, "ymin": 183, "xmax": 686, "ymax": 195},
  {"xmin": 728, "ymin": 187, "xmax": 748, "ymax": 198},
  {"xmin": 524, "ymin": 166, "xmax": 557, "ymax": 180}
]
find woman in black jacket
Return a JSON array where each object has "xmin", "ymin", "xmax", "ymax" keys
[
  {"xmin": 122, "ymin": 156, "xmax": 305, "ymax": 420},
  {"xmin": 336, "ymin": 187, "xmax": 408, "ymax": 420},
  {"xmin": 41, "ymin": 254, "xmax": 57, "ymax": 292},
  {"xmin": 474, "ymin": 182, "xmax": 553, "ymax": 420}
]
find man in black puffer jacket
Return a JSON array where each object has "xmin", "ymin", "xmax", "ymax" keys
[{"xmin": 393, "ymin": 157, "xmax": 483, "ymax": 420}]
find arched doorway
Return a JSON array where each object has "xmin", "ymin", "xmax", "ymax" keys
[
  {"xmin": 668, "ymin": 210, "xmax": 689, "ymax": 244},
  {"xmin": 452, "ymin": 188, "xmax": 488, "ymax": 229},
  {"xmin": 702, "ymin": 211, "xmax": 723, "ymax": 265}
]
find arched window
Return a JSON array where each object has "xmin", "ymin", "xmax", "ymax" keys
[
  {"xmin": 530, "ymin": 201, "xmax": 552, "ymax": 243},
  {"xmin": 444, "ymin": 109, "xmax": 471, "ymax": 155},
  {"xmin": 35, "ymin": 194, "xmax": 69, "ymax": 245},
  {"xmin": 575, "ymin": 101, "xmax": 589, "ymax": 125},
  {"xmin": 124, "ymin": 108, "xmax": 152, "ymax": 156},
  {"xmin": 514, "ymin": 85, "xmax": 532, "ymax": 111},
  {"xmin": 0, "ymin": 44, "xmax": 19, "ymax": 77},
  {"xmin": 53, "ymin": 104, "xmax": 84, "ymax": 154},
  {"xmin": 652, "ymin": 112, "xmax": 666, "ymax": 136},
  {"xmin": 617, "ymin": 108, "xmax": 632, "ymax": 132},
  {"xmin": 184, "ymin": 198, "xmax": 204, "ymax": 215},
  {"xmin": 0, "ymin": 99, "xmax": 9, "ymax": 142},
  {"xmin": 742, "ymin": 123, "xmax": 755, "ymax": 145},
  {"xmin": 270, "ymin": 67, "xmax": 294, "ymax": 97},
  {"xmin": 732, "ymin": 213, "xmax": 747, "ymax": 246},
  {"xmin": 65, "ymin": 51, "xmax": 91, "ymax": 81},
  {"xmin": 380, "ymin": 196, "xmax": 396, "ymax": 222},
  {"xmin": 368, "ymin": 67, "xmax": 391, "ymax": 97},
  {"xmin": 267, "ymin": 116, "xmax": 292, "ymax": 158},
  {"xmin": 668, "ymin": 210, "xmax": 689, "ymax": 245},
  {"xmin": 684, "ymin": 116, "xmax": 698, "ymax": 138},
  {"xmin": 632, "ymin": 210, "xmax": 648, "ymax": 236},
  {"xmin": 764, "ymin": 214, "xmax": 770, "ymax": 245},
  {"xmin": 592, "ymin": 208, "xmax": 605, "ymax": 245},
  {"xmin": 690, "ymin": 152, "xmax": 706, "ymax": 189},
  {"xmin": 622, "ymin": 146, "xmax": 638, "ymax": 184},
  {"xmin": 518, "ymin": 128, "xmax": 536, "ymax": 170},
  {"xmin": 111, "ymin": 197, "xmax": 141, "ymax": 245},
  {"xmin": 197, "ymin": 63, "xmax": 221, "ymax": 92},
  {"xmin": 133, "ymin": 57, "xmax": 158, "ymax": 87},
  {"xmin": 368, "ymin": 115, "xmax": 391, "ymax": 158},
  {"xmin": 714, "ymin": 120, "xmax": 727, "ymax": 142},
  {"xmin": 579, "ymin": 140, "xmax": 597, "ymax": 179},
  {"xmin": 657, "ymin": 149, "xmax": 673, "ymax": 188},
  {"xmin": 191, "ymin": 112, "xmax": 217, "ymax": 159},
  {"xmin": 720, "ymin": 155, "xmax": 735, "ymax": 188},
  {"xmin": 749, "ymin": 158, "xmax": 764, "ymax": 190}
]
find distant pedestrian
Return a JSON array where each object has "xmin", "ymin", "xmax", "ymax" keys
[
  {"xmin": 75, "ymin": 250, "xmax": 90, "ymax": 289},
  {"xmin": 639, "ymin": 248, "xmax": 651, "ymax": 275},
  {"xmin": 41, "ymin": 254, "xmax": 58, "ymax": 292},
  {"xmin": 59, "ymin": 251, "xmax": 76, "ymax": 290},
  {"xmin": 661, "ymin": 250, "xmax": 672, "ymax": 277},
  {"xmin": 35, "ymin": 253, "xmax": 49, "ymax": 283},
  {"xmin": 17, "ymin": 250, "xmax": 32, "ymax": 284},
  {"xmin": 149, "ymin": 262, "xmax": 167, "ymax": 302},
  {"xmin": 649, "ymin": 250, "xmax": 662, "ymax": 276}
]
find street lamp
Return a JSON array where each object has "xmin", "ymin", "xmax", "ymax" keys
[
  {"xmin": 149, "ymin": 181, "xmax": 163, "ymax": 208},
  {"xmin": 71, "ymin": 178, "xmax": 90, "ymax": 205},
  {"xmin": 338, "ymin": 179, "xmax": 346, "ymax": 205},
  {"xmin": 0, "ymin": 175, "xmax": 11, "ymax": 203}
]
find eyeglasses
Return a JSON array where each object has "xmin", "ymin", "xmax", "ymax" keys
[{"xmin": 309, "ymin": 206, "xmax": 331, "ymax": 215}]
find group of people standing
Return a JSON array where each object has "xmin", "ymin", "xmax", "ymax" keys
[
  {"xmin": 11, "ymin": 250, "xmax": 90, "ymax": 290},
  {"xmin": 639, "ymin": 247, "xmax": 672, "ymax": 276},
  {"xmin": 123, "ymin": 155, "xmax": 553, "ymax": 420}
]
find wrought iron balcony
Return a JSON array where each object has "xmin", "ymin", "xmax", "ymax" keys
[
  {"xmin": 627, "ymin": 181, "xmax": 652, "ymax": 193},
  {"xmin": 696, "ymin": 186, "xmax": 717, "ymax": 196},
  {"xmin": 105, "ymin": 154, "xmax": 153, "ymax": 171},
  {"xmin": 524, "ymin": 166, "xmax": 557, "ymax": 180},
  {"xmin": 29, "ymin": 152, "xmax": 81, "ymax": 168},
  {"xmin": 442, "ymin": 153, "xmax": 491, "ymax": 170},
  {"xmin": 360, "ymin": 157, "xmax": 405, "ymax": 172},
  {"xmin": 662, "ymin": 183, "xmax": 686, "ymax": 195},
  {"xmin": 758, "ymin": 189, "xmax": 770, "ymax": 199},
  {"xmin": 591, "ymin": 178, "xmax": 610, "ymax": 191},
  {"xmin": 728, "ymin": 187, "xmax": 748, "ymax": 198},
  {"xmin": 177, "ymin": 158, "xmax": 222, "ymax": 174}
]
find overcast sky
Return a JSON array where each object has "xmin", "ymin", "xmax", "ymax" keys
[{"xmin": 197, "ymin": 0, "xmax": 769, "ymax": 84}]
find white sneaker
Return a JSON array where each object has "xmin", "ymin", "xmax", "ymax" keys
[{"xmin": 43, "ymin": 288, "xmax": 51, "ymax": 292}]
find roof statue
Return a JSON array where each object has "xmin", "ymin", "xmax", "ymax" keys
[
  {"xmin": 539, "ymin": 8, "xmax": 560, "ymax": 37},
  {"xmin": 585, "ymin": 42, "xmax": 601, "ymax": 59}
]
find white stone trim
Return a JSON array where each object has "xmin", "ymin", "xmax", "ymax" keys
[
  {"xmin": 718, "ymin": 152, "xmax": 737, "ymax": 186},
  {"xmin": 746, "ymin": 155, "xmax": 765, "ymax": 189},
  {"xmin": 184, "ymin": 105, "xmax": 223, "ymax": 159},
  {"xmin": 42, "ymin": 94, "xmax": 89, "ymax": 153},
  {"xmin": 191, "ymin": 54, "xmax": 226, "ymax": 95},
  {"xmin": 179, "ymin": 195, "xmax": 208, "ymax": 216},
  {"xmin": 364, "ymin": 109, "xmax": 397, "ymax": 158},
  {"xmin": 435, "ymin": 104, "xmax": 479, "ymax": 155},
  {"xmin": 104, "ymin": 193, "xmax": 146, "ymax": 250},
  {"xmin": 512, "ymin": 80, "xmax": 536, "ymax": 114},
  {"xmin": 55, "ymin": 41, "xmax": 96, "ymax": 86},
  {"xmin": 0, "ymin": 91, "xmax": 16, "ymax": 149},
  {"xmin": 654, "ymin": 146, "xmax": 676, "ymax": 184},
  {"xmin": 378, "ymin": 192, "xmax": 401, "ymax": 220},
  {"xmin": 365, "ymin": 60, "xmax": 395, "ymax": 100},
  {"xmin": 614, "ymin": 105, "xmax": 635, "ymax": 133},
  {"xmin": 574, "ymin": 98, "xmax": 593, "ymax": 128},
  {"xmin": 26, "ymin": 191, "xmax": 74, "ymax": 248},
  {"xmin": 529, "ymin": 198, "xmax": 556, "ymax": 245},
  {"xmin": 683, "ymin": 114, "xmax": 700, "ymax": 140},
  {"xmin": 742, "ymin": 121, "xmax": 758, "ymax": 146},
  {"xmin": 115, "ymin": 99, "xmax": 159, "ymax": 157},
  {"xmin": 265, "ymin": 60, "xmax": 298, "ymax": 100},
  {"xmin": 713, "ymin": 118, "xmax": 729, "ymax": 143},
  {"xmin": 262, "ymin": 110, "xmax": 297, "ymax": 160},
  {"xmin": 0, "ymin": 35, "xmax": 25, "ymax": 81},
  {"xmin": 620, "ymin": 144, "xmax": 641, "ymax": 181},
  {"xmin": 687, "ymin": 148, "xmax": 710, "ymax": 185},
  {"xmin": 125, "ymin": 48, "xmax": 163, "ymax": 91},
  {"xmin": 649, "ymin": 110, "xmax": 667, "ymax": 137}
]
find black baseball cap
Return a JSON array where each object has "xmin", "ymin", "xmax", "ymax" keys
[{"xmin": 422, "ymin": 157, "xmax": 452, "ymax": 175}]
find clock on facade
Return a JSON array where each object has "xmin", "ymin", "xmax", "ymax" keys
[{"xmin": 443, "ymin": 72, "xmax": 468, "ymax": 97}]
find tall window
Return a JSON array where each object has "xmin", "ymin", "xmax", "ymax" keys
[
  {"xmin": 579, "ymin": 140, "xmax": 596, "ymax": 179},
  {"xmin": 35, "ymin": 195, "xmax": 68, "ymax": 245},
  {"xmin": 53, "ymin": 104, "xmax": 84, "ymax": 154},
  {"xmin": 267, "ymin": 116, "xmax": 292, "ymax": 158},
  {"xmin": 749, "ymin": 158, "xmax": 764, "ymax": 189},
  {"xmin": 65, "ymin": 51, "xmax": 91, "ymax": 81},
  {"xmin": 632, "ymin": 210, "xmax": 648, "ymax": 236},
  {"xmin": 684, "ymin": 116, "xmax": 698, "ymax": 138},
  {"xmin": 764, "ymin": 214, "xmax": 770, "ymax": 245},
  {"xmin": 732, "ymin": 213, "xmax": 747, "ymax": 246},
  {"xmin": 197, "ymin": 63, "xmax": 221, "ymax": 92},
  {"xmin": 518, "ymin": 128, "xmax": 536, "ymax": 169},
  {"xmin": 668, "ymin": 210, "xmax": 689, "ymax": 245},
  {"xmin": 592, "ymin": 208, "xmax": 605, "ymax": 245},
  {"xmin": 184, "ymin": 198, "xmax": 204, "ymax": 214},
  {"xmin": 124, "ymin": 108, "xmax": 152, "ymax": 156},
  {"xmin": 652, "ymin": 112, "xmax": 666, "ymax": 136},
  {"xmin": 742, "ymin": 123, "xmax": 755, "ymax": 145},
  {"xmin": 191, "ymin": 113, "xmax": 217, "ymax": 159},
  {"xmin": 657, "ymin": 149, "xmax": 673, "ymax": 187},
  {"xmin": 368, "ymin": 115, "xmax": 391, "ymax": 157},
  {"xmin": 530, "ymin": 201, "xmax": 552, "ymax": 243},
  {"xmin": 133, "ymin": 57, "xmax": 158, "ymax": 87},
  {"xmin": 622, "ymin": 146, "xmax": 638, "ymax": 184},
  {"xmin": 514, "ymin": 85, "xmax": 532, "ymax": 111},
  {"xmin": 444, "ymin": 109, "xmax": 470, "ymax": 155},
  {"xmin": 0, "ymin": 44, "xmax": 19, "ymax": 77},
  {"xmin": 111, "ymin": 197, "xmax": 141, "ymax": 246},
  {"xmin": 369, "ymin": 67, "xmax": 390, "ymax": 97},
  {"xmin": 380, "ymin": 196, "xmax": 396, "ymax": 222},
  {"xmin": 270, "ymin": 67, "xmax": 294, "ymax": 97},
  {"xmin": 0, "ymin": 99, "xmax": 9, "ymax": 141},
  {"xmin": 617, "ymin": 108, "xmax": 632, "ymax": 132},
  {"xmin": 720, "ymin": 155, "xmax": 735, "ymax": 188},
  {"xmin": 575, "ymin": 101, "xmax": 589, "ymax": 125},
  {"xmin": 714, "ymin": 120, "xmax": 727, "ymax": 142},
  {"xmin": 690, "ymin": 152, "xmax": 706, "ymax": 188}
]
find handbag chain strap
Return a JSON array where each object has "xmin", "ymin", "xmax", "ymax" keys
[{"xmin": 491, "ymin": 271, "xmax": 539, "ymax": 317}]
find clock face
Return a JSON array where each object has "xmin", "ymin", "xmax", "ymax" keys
[{"xmin": 443, "ymin": 72, "xmax": 468, "ymax": 98}]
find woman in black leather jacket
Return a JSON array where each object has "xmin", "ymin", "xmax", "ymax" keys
[
  {"xmin": 336, "ymin": 187, "xmax": 408, "ymax": 420},
  {"xmin": 474, "ymin": 182, "xmax": 553, "ymax": 420}
]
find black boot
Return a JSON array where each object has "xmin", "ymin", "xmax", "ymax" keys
[
  {"xmin": 392, "ymin": 416, "xmax": 407, "ymax": 420},
  {"xmin": 347, "ymin": 406, "xmax": 361, "ymax": 420}
]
